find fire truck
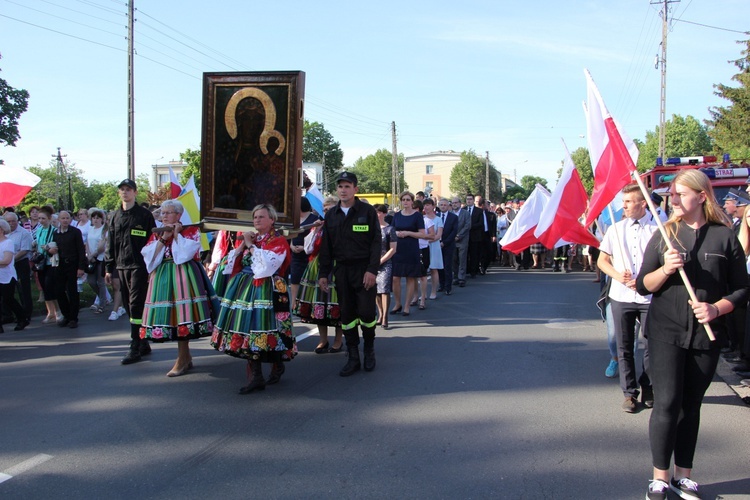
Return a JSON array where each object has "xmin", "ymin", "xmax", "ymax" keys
[{"xmin": 640, "ymin": 154, "xmax": 750, "ymax": 209}]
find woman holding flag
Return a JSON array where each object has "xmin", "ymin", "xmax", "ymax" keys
[{"xmin": 636, "ymin": 170, "xmax": 748, "ymax": 500}]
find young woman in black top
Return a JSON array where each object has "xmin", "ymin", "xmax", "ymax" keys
[{"xmin": 636, "ymin": 170, "xmax": 749, "ymax": 500}]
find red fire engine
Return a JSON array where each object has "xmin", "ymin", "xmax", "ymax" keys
[{"xmin": 640, "ymin": 154, "xmax": 750, "ymax": 209}]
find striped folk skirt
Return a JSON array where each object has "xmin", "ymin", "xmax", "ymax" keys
[
  {"xmin": 211, "ymin": 271, "xmax": 296, "ymax": 363},
  {"xmin": 140, "ymin": 259, "xmax": 219, "ymax": 342},
  {"xmin": 292, "ymin": 255, "xmax": 341, "ymax": 326}
]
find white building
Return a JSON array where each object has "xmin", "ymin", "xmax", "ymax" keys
[
  {"xmin": 151, "ymin": 160, "xmax": 187, "ymax": 192},
  {"xmin": 404, "ymin": 151, "xmax": 518, "ymax": 201}
]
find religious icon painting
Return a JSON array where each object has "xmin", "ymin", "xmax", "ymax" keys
[{"xmin": 201, "ymin": 71, "xmax": 305, "ymax": 230}]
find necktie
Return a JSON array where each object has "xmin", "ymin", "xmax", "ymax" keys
[{"xmin": 441, "ymin": 213, "xmax": 445, "ymax": 223}]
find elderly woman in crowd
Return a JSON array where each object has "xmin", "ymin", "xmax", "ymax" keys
[
  {"xmin": 85, "ymin": 209, "xmax": 108, "ymax": 314},
  {"xmin": 293, "ymin": 196, "xmax": 344, "ymax": 352},
  {"xmin": 139, "ymin": 200, "xmax": 219, "ymax": 377},
  {"xmin": 211, "ymin": 204, "xmax": 296, "ymax": 394},
  {"xmin": 390, "ymin": 191, "xmax": 425, "ymax": 316},
  {"xmin": 0, "ymin": 219, "xmax": 28, "ymax": 332},
  {"xmin": 49, "ymin": 210, "xmax": 86, "ymax": 328},
  {"xmin": 636, "ymin": 170, "xmax": 749, "ymax": 500},
  {"xmin": 33, "ymin": 205, "xmax": 61, "ymax": 323}
]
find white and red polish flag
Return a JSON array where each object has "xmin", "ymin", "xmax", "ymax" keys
[
  {"xmin": 0, "ymin": 166, "xmax": 41, "ymax": 206},
  {"xmin": 499, "ymin": 184, "xmax": 550, "ymax": 254},
  {"xmin": 534, "ymin": 139, "xmax": 600, "ymax": 249},
  {"xmin": 168, "ymin": 165, "xmax": 182, "ymax": 199},
  {"xmin": 582, "ymin": 69, "xmax": 640, "ymax": 226}
]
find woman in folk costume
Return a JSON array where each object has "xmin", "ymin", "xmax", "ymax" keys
[
  {"xmin": 293, "ymin": 196, "xmax": 344, "ymax": 353},
  {"xmin": 211, "ymin": 204, "xmax": 296, "ymax": 394},
  {"xmin": 139, "ymin": 200, "xmax": 219, "ymax": 377},
  {"xmin": 207, "ymin": 229, "xmax": 243, "ymax": 298}
]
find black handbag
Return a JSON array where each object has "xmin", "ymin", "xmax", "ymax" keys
[
  {"xmin": 85, "ymin": 260, "xmax": 98, "ymax": 274},
  {"xmin": 32, "ymin": 253, "xmax": 46, "ymax": 271}
]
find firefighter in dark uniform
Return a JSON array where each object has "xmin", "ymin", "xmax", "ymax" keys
[
  {"xmin": 105, "ymin": 179, "xmax": 157, "ymax": 365},
  {"xmin": 318, "ymin": 172, "xmax": 381, "ymax": 376}
]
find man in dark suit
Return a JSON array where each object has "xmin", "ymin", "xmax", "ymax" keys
[
  {"xmin": 465, "ymin": 194, "xmax": 484, "ymax": 278},
  {"xmin": 437, "ymin": 198, "xmax": 458, "ymax": 295},
  {"xmin": 451, "ymin": 196, "xmax": 470, "ymax": 287},
  {"xmin": 480, "ymin": 199, "xmax": 497, "ymax": 273}
]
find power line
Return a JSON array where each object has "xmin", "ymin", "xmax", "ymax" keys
[
  {"xmin": 0, "ymin": 13, "xmax": 125, "ymax": 51},
  {"xmin": 40, "ymin": 0, "xmax": 124, "ymax": 26},
  {"xmin": 74, "ymin": 0, "xmax": 124, "ymax": 16},
  {"xmin": 674, "ymin": 18, "xmax": 750, "ymax": 34},
  {"xmin": 2, "ymin": 0, "xmax": 124, "ymax": 38},
  {"xmin": 137, "ymin": 8, "xmax": 249, "ymax": 71}
]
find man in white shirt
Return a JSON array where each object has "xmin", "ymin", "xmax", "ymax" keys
[
  {"xmin": 3, "ymin": 211, "xmax": 33, "ymax": 323},
  {"xmin": 598, "ymin": 184, "xmax": 657, "ymax": 413}
]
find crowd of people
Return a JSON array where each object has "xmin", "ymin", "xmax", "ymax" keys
[{"xmin": 3, "ymin": 169, "xmax": 750, "ymax": 499}]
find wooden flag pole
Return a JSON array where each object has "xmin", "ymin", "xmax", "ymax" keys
[{"xmin": 631, "ymin": 172, "xmax": 716, "ymax": 341}]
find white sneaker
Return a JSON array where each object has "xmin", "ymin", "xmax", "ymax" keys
[
  {"xmin": 108, "ymin": 311, "xmax": 118, "ymax": 321},
  {"xmin": 117, "ymin": 307, "xmax": 127, "ymax": 318}
]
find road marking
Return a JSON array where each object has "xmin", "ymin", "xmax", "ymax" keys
[
  {"xmin": 294, "ymin": 323, "xmax": 317, "ymax": 343},
  {"xmin": 545, "ymin": 318, "xmax": 588, "ymax": 329},
  {"xmin": 0, "ymin": 454, "xmax": 53, "ymax": 484}
]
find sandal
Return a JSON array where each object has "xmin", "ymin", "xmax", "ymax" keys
[{"xmin": 418, "ymin": 299, "xmax": 426, "ymax": 310}]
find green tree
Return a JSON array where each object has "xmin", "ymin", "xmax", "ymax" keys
[
  {"xmin": 95, "ymin": 182, "xmax": 123, "ymax": 211},
  {"xmin": 179, "ymin": 147, "xmax": 201, "ymax": 189},
  {"xmin": 706, "ymin": 38, "xmax": 750, "ymax": 161},
  {"xmin": 502, "ymin": 185, "xmax": 527, "ymax": 202},
  {"xmin": 303, "ymin": 120, "xmax": 343, "ymax": 192},
  {"xmin": 636, "ymin": 114, "xmax": 713, "ymax": 171},
  {"xmin": 95, "ymin": 175, "xmax": 150, "ymax": 209},
  {"xmin": 349, "ymin": 149, "xmax": 405, "ymax": 194},
  {"xmin": 0, "ymin": 54, "xmax": 30, "ymax": 149},
  {"xmin": 569, "ymin": 147, "xmax": 594, "ymax": 194},
  {"xmin": 519, "ymin": 175, "xmax": 548, "ymax": 193},
  {"xmin": 448, "ymin": 150, "xmax": 502, "ymax": 201}
]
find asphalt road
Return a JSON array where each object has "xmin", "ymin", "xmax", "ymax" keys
[{"xmin": 1, "ymin": 267, "xmax": 749, "ymax": 499}]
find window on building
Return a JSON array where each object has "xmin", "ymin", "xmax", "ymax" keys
[
  {"xmin": 158, "ymin": 173, "xmax": 169, "ymax": 186},
  {"xmin": 425, "ymin": 181, "xmax": 433, "ymax": 191},
  {"xmin": 426, "ymin": 164, "xmax": 433, "ymax": 174}
]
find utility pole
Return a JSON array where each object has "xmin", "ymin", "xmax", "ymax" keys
[
  {"xmin": 484, "ymin": 151, "xmax": 490, "ymax": 201},
  {"xmin": 391, "ymin": 121, "xmax": 399, "ymax": 207},
  {"xmin": 322, "ymin": 152, "xmax": 327, "ymax": 195},
  {"xmin": 652, "ymin": 0, "xmax": 679, "ymax": 161},
  {"xmin": 52, "ymin": 147, "xmax": 67, "ymax": 210},
  {"xmin": 127, "ymin": 0, "xmax": 135, "ymax": 180}
]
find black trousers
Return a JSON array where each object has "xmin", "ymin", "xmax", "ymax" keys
[
  {"xmin": 439, "ymin": 243, "xmax": 455, "ymax": 291},
  {"xmin": 648, "ymin": 336, "xmax": 719, "ymax": 470},
  {"xmin": 610, "ymin": 299, "xmax": 651, "ymax": 397},
  {"xmin": 54, "ymin": 263, "xmax": 80, "ymax": 322},
  {"xmin": 514, "ymin": 249, "xmax": 531, "ymax": 269},
  {"xmin": 479, "ymin": 235, "xmax": 492, "ymax": 271},
  {"xmin": 468, "ymin": 237, "xmax": 481, "ymax": 276},
  {"xmin": 0, "ymin": 279, "xmax": 25, "ymax": 323},
  {"xmin": 333, "ymin": 264, "xmax": 377, "ymax": 346},
  {"xmin": 118, "ymin": 267, "xmax": 149, "ymax": 341},
  {"xmin": 14, "ymin": 258, "xmax": 32, "ymax": 321}
]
